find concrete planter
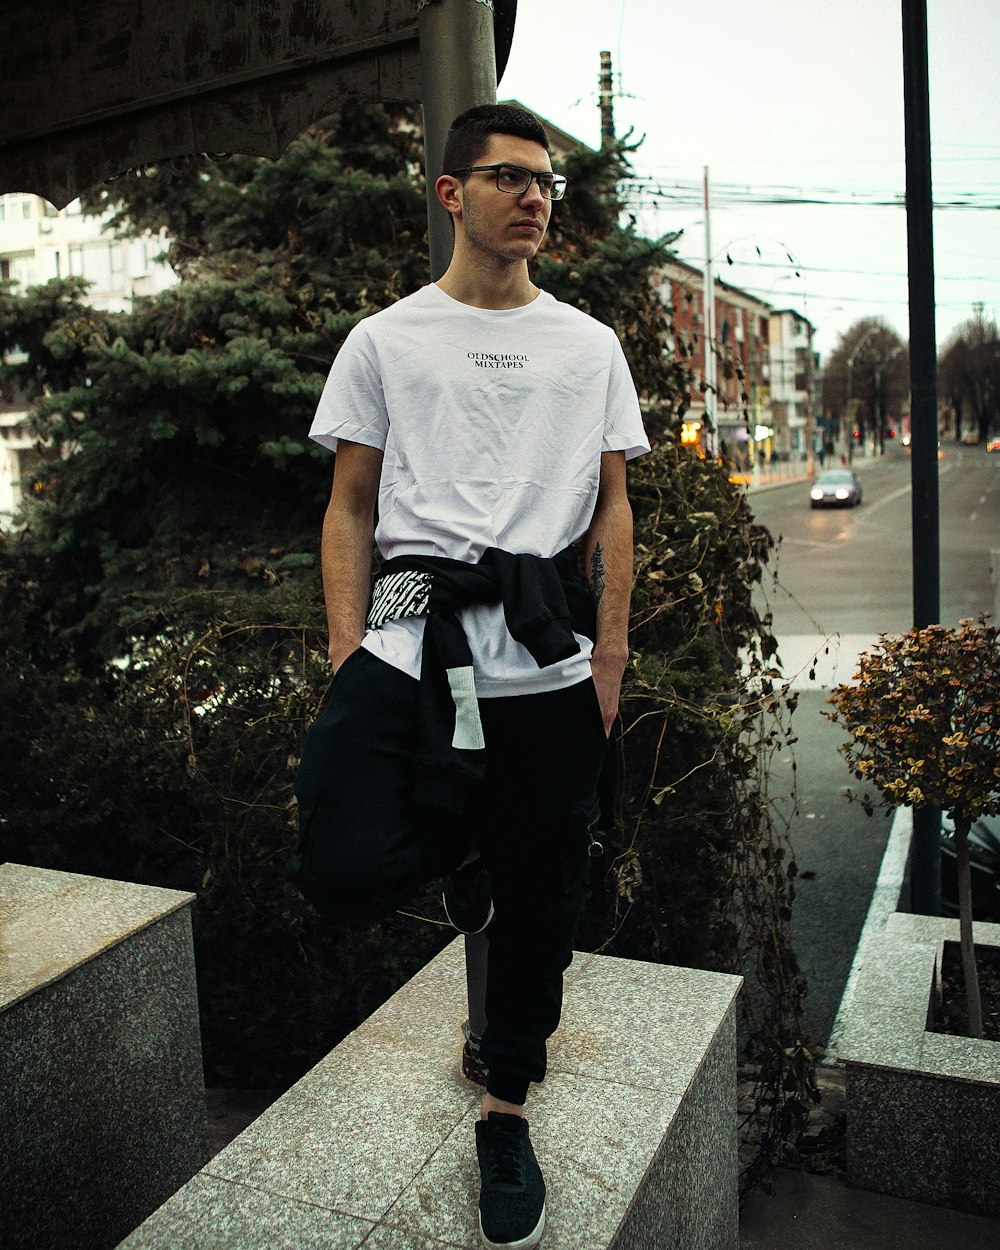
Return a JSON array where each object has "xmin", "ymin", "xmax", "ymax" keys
[{"xmin": 840, "ymin": 909, "xmax": 1000, "ymax": 1217}]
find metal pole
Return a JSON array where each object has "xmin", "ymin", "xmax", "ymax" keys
[
  {"xmin": 805, "ymin": 326, "xmax": 815, "ymax": 478},
  {"xmin": 418, "ymin": 0, "xmax": 498, "ymax": 280},
  {"xmin": 703, "ymin": 166, "xmax": 716, "ymax": 456},
  {"xmin": 418, "ymin": 0, "xmax": 499, "ymax": 1042},
  {"xmin": 902, "ymin": 0, "xmax": 941, "ymax": 915}
]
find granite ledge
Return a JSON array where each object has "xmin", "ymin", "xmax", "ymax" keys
[
  {"xmin": 0, "ymin": 862, "xmax": 195, "ymax": 1012},
  {"xmin": 840, "ymin": 910, "xmax": 1000, "ymax": 1083}
]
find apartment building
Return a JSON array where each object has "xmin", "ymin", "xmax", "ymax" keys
[
  {"xmin": 0, "ymin": 192, "xmax": 176, "ymax": 523},
  {"xmin": 657, "ymin": 257, "xmax": 772, "ymax": 466},
  {"xmin": 767, "ymin": 307, "xmax": 816, "ymax": 459}
]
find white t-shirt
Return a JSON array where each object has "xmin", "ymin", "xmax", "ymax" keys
[{"xmin": 309, "ymin": 283, "xmax": 649, "ymax": 695}]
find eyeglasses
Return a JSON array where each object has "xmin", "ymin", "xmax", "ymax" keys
[{"xmin": 446, "ymin": 163, "xmax": 568, "ymax": 201}]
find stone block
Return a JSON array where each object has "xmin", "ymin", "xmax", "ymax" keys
[
  {"xmin": 841, "ymin": 910, "xmax": 1000, "ymax": 1217},
  {"xmin": 119, "ymin": 939, "xmax": 741, "ymax": 1249},
  {"xmin": 0, "ymin": 863, "xmax": 208, "ymax": 1250}
]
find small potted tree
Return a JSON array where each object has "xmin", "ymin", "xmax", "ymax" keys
[{"xmin": 827, "ymin": 616, "xmax": 1000, "ymax": 1037}]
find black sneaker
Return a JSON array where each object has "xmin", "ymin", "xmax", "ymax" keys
[
  {"xmin": 442, "ymin": 857, "xmax": 494, "ymax": 934},
  {"xmin": 475, "ymin": 1112, "xmax": 546, "ymax": 1250}
]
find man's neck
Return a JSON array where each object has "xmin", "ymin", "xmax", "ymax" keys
[{"xmin": 435, "ymin": 256, "xmax": 539, "ymax": 310}]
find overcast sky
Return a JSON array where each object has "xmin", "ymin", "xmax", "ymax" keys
[{"xmin": 499, "ymin": 0, "xmax": 1000, "ymax": 360}]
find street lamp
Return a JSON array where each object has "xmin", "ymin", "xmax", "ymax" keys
[
  {"xmin": 874, "ymin": 344, "xmax": 905, "ymax": 452},
  {"xmin": 846, "ymin": 326, "xmax": 878, "ymax": 458}
]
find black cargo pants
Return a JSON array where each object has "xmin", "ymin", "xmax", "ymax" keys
[{"xmin": 291, "ymin": 647, "xmax": 609, "ymax": 1105}]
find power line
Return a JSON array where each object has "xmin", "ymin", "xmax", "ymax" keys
[
  {"xmin": 620, "ymin": 176, "xmax": 1000, "ymax": 211},
  {"xmin": 701, "ymin": 256, "xmax": 1000, "ymax": 284},
  {"xmin": 625, "ymin": 189, "xmax": 999, "ymax": 211}
]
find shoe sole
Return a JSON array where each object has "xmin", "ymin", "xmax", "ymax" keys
[{"xmin": 479, "ymin": 1203, "xmax": 545, "ymax": 1250}]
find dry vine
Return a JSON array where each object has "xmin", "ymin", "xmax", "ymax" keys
[{"xmin": 583, "ymin": 416, "xmax": 817, "ymax": 1197}]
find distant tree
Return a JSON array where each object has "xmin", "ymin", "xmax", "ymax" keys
[
  {"xmin": 821, "ymin": 318, "xmax": 908, "ymax": 452},
  {"xmin": 939, "ymin": 305, "xmax": 1000, "ymax": 443}
]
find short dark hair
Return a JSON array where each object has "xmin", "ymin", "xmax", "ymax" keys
[{"xmin": 441, "ymin": 104, "xmax": 550, "ymax": 175}]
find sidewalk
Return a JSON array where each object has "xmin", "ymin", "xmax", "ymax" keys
[
  {"xmin": 737, "ymin": 450, "xmax": 890, "ymax": 494},
  {"xmin": 740, "ymin": 1166, "xmax": 1000, "ymax": 1249}
]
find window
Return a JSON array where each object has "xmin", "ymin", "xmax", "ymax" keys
[
  {"xmin": 68, "ymin": 244, "xmax": 85, "ymax": 277},
  {"xmin": 1, "ymin": 252, "xmax": 37, "ymax": 286},
  {"xmin": 21, "ymin": 198, "xmax": 33, "ymax": 220}
]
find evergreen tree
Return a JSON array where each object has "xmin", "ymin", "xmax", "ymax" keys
[{"xmin": 2, "ymin": 105, "xmax": 682, "ymax": 663}]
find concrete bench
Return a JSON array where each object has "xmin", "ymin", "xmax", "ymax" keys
[
  {"xmin": 0, "ymin": 862, "xmax": 208, "ymax": 1250},
  {"xmin": 118, "ymin": 937, "xmax": 742, "ymax": 1250}
]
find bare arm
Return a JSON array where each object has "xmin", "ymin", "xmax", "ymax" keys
[
  {"xmin": 321, "ymin": 440, "xmax": 383, "ymax": 671},
  {"xmin": 582, "ymin": 451, "xmax": 634, "ymax": 736}
]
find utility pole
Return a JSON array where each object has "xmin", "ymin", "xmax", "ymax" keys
[
  {"xmin": 599, "ymin": 50, "xmax": 615, "ymax": 150},
  {"xmin": 419, "ymin": 0, "xmax": 498, "ymax": 280},
  {"xmin": 703, "ymin": 166, "xmax": 717, "ymax": 457},
  {"xmin": 902, "ymin": 0, "xmax": 941, "ymax": 915},
  {"xmin": 418, "ymin": 0, "xmax": 501, "ymax": 1046},
  {"xmin": 805, "ymin": 322, "xmax": 816, "ymax": 477}
]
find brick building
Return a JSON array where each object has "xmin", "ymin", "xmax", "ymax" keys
[{"xmin": 657, "ymin": 257, "xmax": 772, "ymax": 467}]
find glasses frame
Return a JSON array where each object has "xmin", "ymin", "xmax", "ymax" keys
[{"xmin": 446, "ymin": 163, "xmax": 568, "ymax": 201}]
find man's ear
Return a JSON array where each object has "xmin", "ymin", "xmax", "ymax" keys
[{"xmin": 435, "ymin": 173, "xmax": 462, "ymax": 218}]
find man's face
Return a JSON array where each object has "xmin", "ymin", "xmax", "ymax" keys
[{"xmin": 454, "ymin": 134, "xmax": 553, "ymax": 264}]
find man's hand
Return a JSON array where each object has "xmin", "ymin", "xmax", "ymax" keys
[
  {"xmin": 328, "ymin": 639, "xmax": 361, "ymax": 675},
  {"xmin": 582, "ymin": 452, "xmax": 633, "ymax": 740},
  {"xmin": 590, "ymin": 645, "xmax": 628, "ymax": 738}
]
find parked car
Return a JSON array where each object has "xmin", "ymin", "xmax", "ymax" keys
[
  {"xmin": 986, "ymin": 437, "xmax": 1000, "ymax": 453},
  {"xmin": 941, "ymin": 814, "xmax": 1000, "ymax": 922},
  {"xmin": 809, "ymin": 469, "xmax": 863, "ymax": 508}
]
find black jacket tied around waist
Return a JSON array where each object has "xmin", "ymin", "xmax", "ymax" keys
[{"xmin": 367, "ymin": 546, "xmax": 597, "ymax": 813}]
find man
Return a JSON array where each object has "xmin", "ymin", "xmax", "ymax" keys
[{"xmin": 291, "ymin": 104, "xmax": 648, "ymax": 1250}]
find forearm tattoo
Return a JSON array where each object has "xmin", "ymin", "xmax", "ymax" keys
[{"xmin": 589, "ymin": 542, "xmax": 606, "ymax": 607}]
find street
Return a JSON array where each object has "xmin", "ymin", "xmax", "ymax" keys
[{"xmin": 744, "ymin": 444, "xmax": 1000, "ymax": 1047}]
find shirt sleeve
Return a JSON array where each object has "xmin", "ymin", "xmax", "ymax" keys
[
  {"xmin": 308, "ymin": 323, "xmax": 389, "ymax": 453},
  {"xmin": 601, "ymin": 334, "xmax": 650, "ymax": 460}
]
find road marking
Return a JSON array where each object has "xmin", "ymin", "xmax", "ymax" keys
[
  {"xmin": 778, "ymin": 536, "xmax": 832, "ymax": 551},
  {"xmin": 850, "ymin": 458, "xmax": 956, "ymax": 529},
  {"xmin": 850, "ymin": 483, "xmax": 910, "ymax": 526},
  {"xmin": 824, "ymin": 807, "xmax": 912, "ymax": 1065},
  {"xmin": 746, "ymin": 634, "xmax": 880, "ymax": 691}
]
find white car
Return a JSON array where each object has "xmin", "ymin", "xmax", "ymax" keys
[{"xmin": 810, "ymin": 470, "xmax": 863, "ymax": 508}]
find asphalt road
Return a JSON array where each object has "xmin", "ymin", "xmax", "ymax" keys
[{"xmin": 743, "ymin": 444, "xmax": 1000, "ymax": 1048}]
